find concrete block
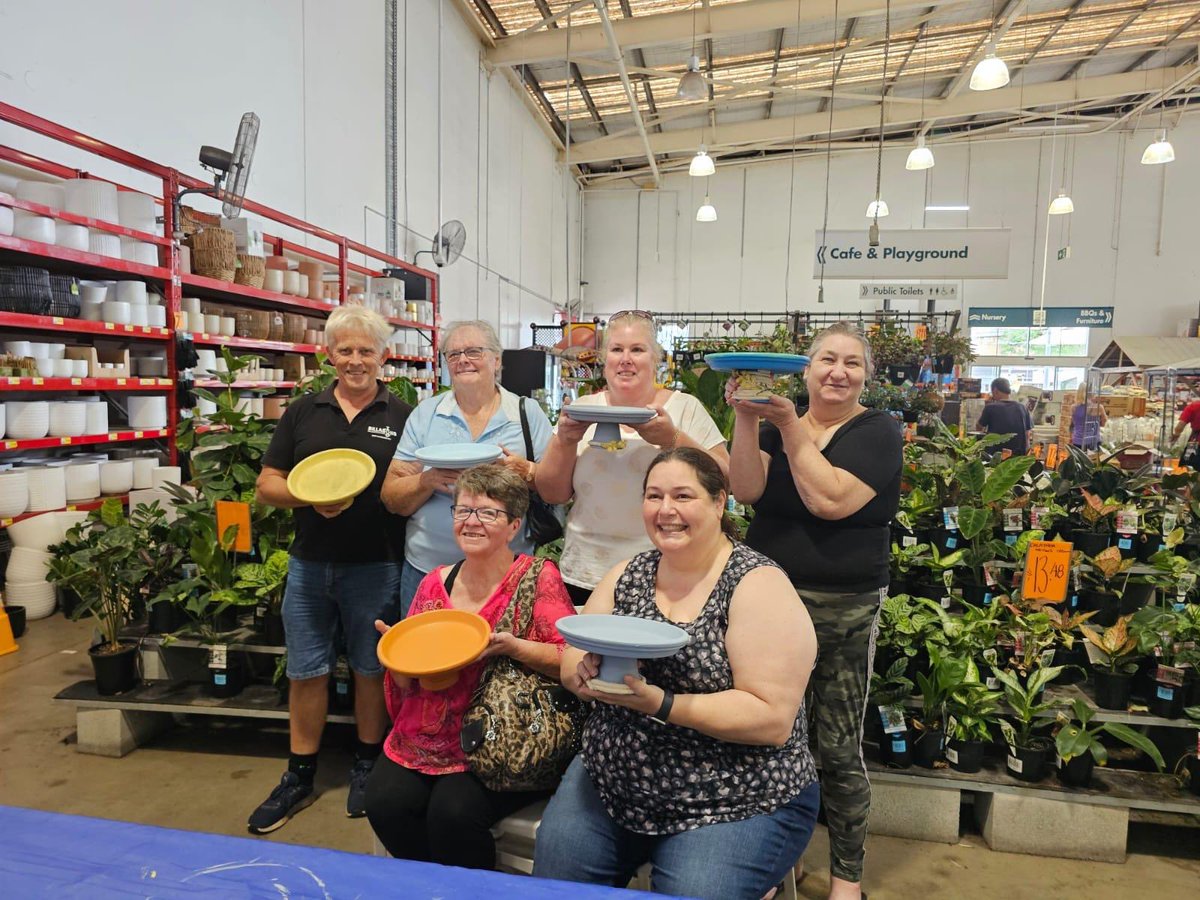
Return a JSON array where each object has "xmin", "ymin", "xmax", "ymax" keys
[
  {"xmin": 975, "ymin": 792, "xmax": 1128, "ymax": 862},
  {"xmin": 75, "ymin": 708, "xmax": 171, "ymax": 758},
  {"xmin": 867, "ymin": 781, "xmax": 962, "ymax": 843}
]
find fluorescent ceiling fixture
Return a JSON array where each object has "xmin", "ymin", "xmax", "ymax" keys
[
  {"xmin": 969, "ymin": 47, "xmax": 1010, "ymax": 92},
  {"xmin": 866, "ymin": 199, "xmax": 889, "ymax": 218},
  {"xmin": 696, "ymin": 195, "xmax": 717, "ymax": 222},
  {"xmin": 906, "ymin": 136, "xmax": 935, "ymax": 171},
  {"xmin": 1009, "ymin": 123, "xmax": 1093, "ymax": 133},
  {"xmin": 689, "ymin": 147, "xmax": 715, "ymax": 177},
  {"xmin": 677, "ymin": 55, "xmax": 707, "ymax": 101},
  {"xmin": 1048, "ymin": 191, "xmax": 1074, "ymax": 215},
  {"xmin": 925, "ymin": 204, "xmax": 970, "ymax": 211},
  {"xmin": 1141, "ymin": 130, "xmax": 1175, "ymax": 165}
]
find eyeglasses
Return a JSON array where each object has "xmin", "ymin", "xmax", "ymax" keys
[
  {"xmin": 444, "ymin": 346, "xmax": 486, "ymax": 363},
  {"xmin": 450, "ymin": 505, "xmax": 512, "ymax": 524},
  {"xmin": 607, "ymin": 310, "xmax": 655, "ymax": 324}
]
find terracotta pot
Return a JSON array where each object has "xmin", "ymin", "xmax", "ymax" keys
[{"xmin": 264, "ymin": 256, "xmax": 290, "ymax": 270}]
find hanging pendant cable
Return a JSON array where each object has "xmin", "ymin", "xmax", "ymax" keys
[
  {"xmin": 782, "ymin": 0, "xmax": 806, "ymax": 313},
  {"xmin": 817, "ymin": 0, "xmax": 841, "ymax": 304},
  {"xmin": 872, "ymin": 0, "xmax": 892, "ymax": 217}
]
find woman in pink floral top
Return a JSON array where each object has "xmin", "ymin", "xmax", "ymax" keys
[{"xmin": 365, "ymin": 463, "xmax": 575, "ymax": 869}]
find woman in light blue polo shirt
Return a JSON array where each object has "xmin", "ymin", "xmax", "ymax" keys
[{"xmin": 381, "ymin": 320, "xmax": 552, "ymax": 614}]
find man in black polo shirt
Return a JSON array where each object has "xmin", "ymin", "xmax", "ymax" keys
[
  {"xmin": 976, "ymin": 377, "xmax": 1032, "ymax": 456},
  {"xmin": 247, "ymin": 306, "xmax": 412, "ymax": 835}
]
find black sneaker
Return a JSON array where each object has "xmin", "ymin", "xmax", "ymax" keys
[
  {"xmin": 247, "ymin": 772, "xmax": 315, "ymax": 834},
  {"xmin": 346, "ymin": 758, "xmax": 374, "ymax": 818}
]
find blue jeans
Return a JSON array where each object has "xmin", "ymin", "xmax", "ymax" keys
[
  {"xmin": 533, "ymin": 757, "xmax": 820, "ymax": 899},
  {"xmin": 281, "ymin": 558, "xmax": 402, "ymax": 680},
  {"xmin": 398, "ymin": 559, "xmax": 428, "ymax": 619}
]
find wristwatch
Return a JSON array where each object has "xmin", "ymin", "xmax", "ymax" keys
[{"xmin": 649, "ymin": 689, "xmax": 674, "ymax": 725}]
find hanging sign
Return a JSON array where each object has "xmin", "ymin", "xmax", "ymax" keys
[
  {"xmin": 1022, "ymin": 540, "xmax": 1073, "ymax": 604},
  {"xmin": 968, "ymin": 307, "xmax": 1114, "ymax": 328},
  {"xmin": 215, "ymin": 500, "xmax": 252, "ymax": 553},
  {"xmin": 814, "ymin": 228, "xmax": 1010, "ymax": 279},
  {"xmin": 859, "ymin": 283, "xmax": 959, "ymax": 302}
]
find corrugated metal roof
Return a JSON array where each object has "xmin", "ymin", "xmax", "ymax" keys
[{"xmin": 1093, "ymin": 337, "xmax": 1200, "ymax": 368}]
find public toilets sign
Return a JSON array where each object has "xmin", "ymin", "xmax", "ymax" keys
[
  {"xmin": 968, "ymin": 307, "xmax": 1114, "ymax": 328},
  {"xmin": 813, "ymin": 228, "xmax": 1011, "ymax": 279}
]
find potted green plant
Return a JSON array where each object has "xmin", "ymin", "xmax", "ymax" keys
[
  {"xmin": 912, "ymin": 648, "xmax": 969, "ymax": 768},
  {"xmin": 235, "ymin": 548, "xmax": 290, "ymax": 645},
  {"xmin": 927, "ymin": 329, "xmax": 974, "ymax": 373},
  {"xmin": 869, "ymin": 657, "xmax": 916, "ymax": 768},
  {"xmin": 1128, "ymin": 606, "xmax": 1194, "ymax": 719},
  {"xmin": 992, "ymin": 663, "xmax": 1066, "ymax": 782},
  {"xmin": 944, "ymin": 661, "xmax": 1002, "ymax": 774},
  {"xmin": 889, "ymin": 541, "xmax": 930, "ymax": 597},
  {"xmin": 1053, "ymin": 698, "xmax": 1166, "ymax": 787},
  {"xmin": 1076, "ymin": 546, "xmax": 1135, "ymax": 627},
  {"xmin": 875, "ymin": 593, "xmax": 946, "ymax": 678},
  {"xmin": 1080, "ymin": 615, "xmax": 1141, "ymax": 709}
]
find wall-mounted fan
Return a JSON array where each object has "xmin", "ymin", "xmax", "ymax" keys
[
  {"xmin": 172, "ymin": 112, "xmax": 260, "ymax": 237},
  {"xmin": 415, "ymin": 220, "xmax": 466, "ymax": 268}
]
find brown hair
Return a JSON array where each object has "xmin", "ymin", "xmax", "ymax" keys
[
  {"xmin": 807, "ymin": 321, "xmax": 874, "ymax": 376},
  {"xmin": 642, "ymin": 447, "xmax": 739, "ymax": 540},
  {"xmin": 453, "ymin": 463, "xmax": 530, "ymax": 520}
]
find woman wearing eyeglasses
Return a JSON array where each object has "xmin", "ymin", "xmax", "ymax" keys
[
  {"xmin": 382, "ymin": 320, "xmax": 553, "ymax": 615},
  {"xmin": 366, "ymin": 463, "xmax": 576, "ymax": 869},
  {"xmin": 536, "ymin": 310, "xmax": 730, "ymax": 606}
]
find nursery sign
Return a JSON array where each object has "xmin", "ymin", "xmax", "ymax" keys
[
  {"xmin": 967, "ymin": 307, "xmax": 1114, "ymax": 328},
  {"xmin": 1022, "ymin": 540, "xmax": 1073, "ymax": 603},
  {"xmin": 814, "ymin": 229, "xmax": 1010, "ymax": 279}
]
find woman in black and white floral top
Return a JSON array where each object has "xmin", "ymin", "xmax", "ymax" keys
[{"xmin": 533, "ymin": 447, "xmax": 820, "ymax": 900}]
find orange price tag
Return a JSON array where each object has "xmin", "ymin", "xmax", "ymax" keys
[
  {"xmin": 52, "ymin": 316, "xmax": 64, "ymax": 325},
  {"xmin": 4, "ymin": 441, "xmax": 16, "ymax": 450},
  {"xmin": 31, "ymin": 377, "xmax": 43, "ymax": 386},
  {"xmin": 1022, "ymin": 540, "xmax": 1074, "ymax": 603},
  {"xmin": 1, "ymin": 518, "xmax": 12, "ymax": 527},
  {"xmin": 5, "ymin": 378, "xmax": 17, "ymax": 385},
  {"xmin": 914, "ymin": 324, "xmax": 928, "ymax": 341},
  {"xmin": 116, "ymin": 378, "xmax": 127, "ymax": 386},
  {"xmin": 1045, "ymin": 444, "xmax": 1060, "ymax": 469},
  {"xmin": 134, "ymin": 430, "xmax": 144, "ymax": 438},
  {"xmin": 60, "ymin": 437, "xmax": 71, "ymax": 445},
  {"xmin": 215, "ymin": 500, "xmax": 253, "ymax": 553},
  {"xmin": 104, "ymin": 322, "xmax": 115, "ymax": 330},
  {"xmin": 70, "ymin": 377, "xmax": 82, "ymax": 386}
]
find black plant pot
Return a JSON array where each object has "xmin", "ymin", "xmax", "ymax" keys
[
  {"xmin": 1183, "ymin": 670, "xmax": 1200, "ymax": 707},
  {"xmin": 147, "ymin": 601, "xmax": 184, "ymax": 635},
  {"xmin": 933, "ymin": 354, "xmax": 955, "ymax": 375},
  {"xmin": 211, "ymin": 606, "xmax": 241, "ymax": 634},
  {"xmin": 947, "ymin": 738, "xmax": 986, "ymax": 773},
  {"xmin": 1092, "ymin": 669, "xmax": 1132, "ymax": 710},
  {"xmin": 207, "ymin": 653, "xmax": 246, "ymax": 699},
  {"xmin": 1057, "ymin": 753, "xmax": 1095, "ymax": 788},
  {"xmin": 1080, "ymin": 589, "xmax": 1120, "ymax": 627},
  {"xmin": 1186, "ymin": 756, "xmax": 1200, "ymax": 797},
  {"xmin": 879, "ymin": 729, "xmax": 913, "ymax": 769},
  {"xmin": 1148, "ymin": 680, "xmax": 1186, "ymax": 720},
  {"xmin": 4, "ymin": 605, "xmax": 26, "ymax": 639},
  {"xmin": 1119, "ymin": 581, "xmax": 1155, "ymax": 616},
  {"xmin": 1113, "ymin": 533, "xmax": 1138, "ymax": 560},
  {"xmin": 261, "ymin": 609, "xmax": 286, "ymax": 646},
  {"xmin": 1052, "ymin": 644, "xmax": 1089, "ymax": 686},
  {"xmin": 90, "ymin": 642, "xmax": 139, "ymax": 696},
  {"xmin": 59, "ymin": 589, "xmax": 82, "ymax": 619},
  {"xmin": 887, "ymin": 576, "xmax": 914, "ymax": 598},
  {"xmin": 929, "ymin": 528, "xmax": 962, "ymax": 555},
  {"xmin": 1072, "ymin": 529, "xmax": 1111, "ymax": 557},
  {"xmin": 1131, "ymin": 655, "xmax": 1158, "ymax": 703},
  {"xmin": 913, "ymin": 580, "xmax": 948, "ymax": 604},
  {"xmin": 901, "ymin": 409, "xmax": 919, "ymax": 423},
  {"xmin": 1135, "ymin": 533, "xmax": 1165, "ymax": 563},
  {"xmin": 958, "ymin": 582, "xmax": 994, "ymax": 607},
  {"xmin": 1007, "ymin": 740, "xmax": 1051, "ymax": 783},
  {"xmin": 330, "ymin": 668, "xmax": 355, "ymax": 711},
  {"xmin": 912, "ymin": 728, "xmax": 945, "ymax": 769}
]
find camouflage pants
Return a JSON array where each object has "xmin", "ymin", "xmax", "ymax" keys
[{"xmin": 796, "ymin": 585, "xmax": 883, "ymax": 884}]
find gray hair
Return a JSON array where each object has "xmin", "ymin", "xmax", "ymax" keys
[
  {"xmin": 441, "ymin": 320, "xmax": 503, "ymax": 381},
  {"xmin": 807, "ymin": 321, "xmax": 874, "ymax": 377},
  {"xmin": 600, "ymin": 312, "xmax": 665, "ymax": 366},
  {"xmin": 325, "ymin": 305, "xmax": 392, "ymax": 354}
]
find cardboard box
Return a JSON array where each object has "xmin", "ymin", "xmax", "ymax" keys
[
  {"xmin": 220, "ymin": 215, "xmax": 265, "ymax": 258},
  {"xmin": 65, "ymin": 343, "xmax": 131, "ymax": 379}
]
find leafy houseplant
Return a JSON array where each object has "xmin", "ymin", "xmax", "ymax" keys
[
  {"xmin": 1076, "ymin": 546, "xmax": 1135, "ymax": 627},
  {"xmin": 1054, "ymin": 698, "xmax": 1165, "ymax": 787},
  {"xmin": 1080, "ymin": 615, "xmax": 1141, "ymax": 710},
  {"xmin": 912, "ymin": 648, "xmax": 970, "ymax": 767},
  {"xmin": 869, "ymin": 657, "xmax": 917, "ymax": 769},
  {"xmin": 235, "ymin": 549, "xmax": 290, "ymax": 645},
  {"xmin": 992, "ymin": 664, "xmax": 1066, "ymax": 782},
  {"xmin": 944, "ymin": 658, "xmax": 1002, "ymax": 773}
]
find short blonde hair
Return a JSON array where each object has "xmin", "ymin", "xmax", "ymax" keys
[
  {"xmin": 807, "ymin": 321, "xmax": 874, "ymax": 376},
  {"xmin": 326, "ymin": 305, "xmax": 392, "ymax": 354},
  {"xmin": 601, "ymin": 312, "xmax": 665, "ymax": 366}
]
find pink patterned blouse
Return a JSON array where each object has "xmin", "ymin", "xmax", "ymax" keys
[{"xmin": 382, "ymin": 554, "xmax": 576, "ymax": 775}]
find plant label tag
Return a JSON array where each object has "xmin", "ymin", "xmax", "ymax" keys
[
  {"xmin": 945, "ymin": 747, "xmax": 959, "ymax": 764},
  {"xmin": 1175, "ymin": 602, "xmax": 1187, "ymax": 612},
  {"xmin": 1071, "ymin": 594, "xmax": 1079, "ymax": 608},
  {"xmin": 1118, "ymin": 537, "xmax": 1132, "ymax": 550},
  {"xmin": 1156, "ymin": 685, "xmax": 1174, "ymax": 701},
  {"xmin": 943, "ymin": 507, "xmax": 959, "ymax": 531},
  {"xmin": 1163, "ymin": 512, "xmax": 1178, "ymax": 535},
  {"xmin": 1022, "ymin": 540, "xmax": 1072, "ymax": 604},
  {"xmin": 879, "ymin": 705, "xmax": 907, "ymax": 734},
  {"xmin": 903, "ymin": 535, "xmax": 917, "ymax": 547},
  {"xmin": 1157, "ymin": 664, "xmax": 1185, "ymax": 687},
  {"xmin": 337, "ymin": 681, "xmax": 349, "ymax": 696},
  {"xmin": 942, "ymin": 570, "xmax": 954, "ymax": 589},
  {"xmin": 1035, "ymin": 472, "xmax": 1053, "ymax": 490},
  {"xmin": 983, "ymin": 565, "xmax": 997, "ymax": 586},
  {"xmin": 1116, "ymin": 509, "xmax": 1139, "ymax": 535},
  {"xmin": 214, "ymin": 673, "xmax": 227, "ymax": 686},
  {"xmin": 1040, "ymin": 648, "xmax": 1057, "ymax": 668},
  {"xmin": 209, "ymin": 645, "xmax": 228, "ymax": 670},
  {"xmin": 1030, "ymin": 506, "xmax": 1048, "ymax": 529},
  {"xmin": 1003, "ymin": 508, "xmax": 1023, "ymax": 531},
  {"xmin": 1180, "ymin": 574, "xmax": 1196, "ymax": 595},
  {"xmin": 1014, "ymin": 630, "xmax": 1026, "ymax": 654},
  {"xmin": 1007, "ymin": 755, "xmax": 1024, "ymax": 774},
  {"xmin": 941, "ymin": 596, "xmax": 952, "ymax": 609},
  {"xmin": 891, "ymin": 737, "xmax": 908, "ymax": 753},
  {"xmin": 983, "ymin": 648, "xmax": 998, "ymax": 665},
  {"xmin": 986, "ymin": 676, "xmax": 1000, "ymax": 690},
  {"xmin": 1195, "ymin": 732, "xmax": 1200, "ymax": 756},
  {"xmin": 945, "ymin": 535, "xmax": 957, "ymax": 549}
]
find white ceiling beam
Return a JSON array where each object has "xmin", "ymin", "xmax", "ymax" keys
[
  {"xmin": 486, "ymin": 0, "xmax": 964, "ymax": 67},
  {"xmin": 561, "ymin": 63, "xmax": 1194, "ymax": 163}
]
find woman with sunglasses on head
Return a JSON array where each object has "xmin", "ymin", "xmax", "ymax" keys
[
  {"xmin": 366, "ymin": 463, "xmax": 576, "ymax": 869},
  {"xmin": 382, "ymin": 320, "xmax": 553, "ymax": 615},
  {"xmin": 536, "ymin": 310, "xmax": 730, "ymax": 607}
]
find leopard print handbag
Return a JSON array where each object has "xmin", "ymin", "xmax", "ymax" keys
[{"xmin": 459, "ymin": 558, "xmax": 584, "ymax": 792}]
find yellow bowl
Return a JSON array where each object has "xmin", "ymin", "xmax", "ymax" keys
[
  {"xmin": 286, "ymin": 448, "xmax": 377, "ymax": 506},
  {"xmin": 377, "ymin": 609, "xmax": 491, "ymax": 691}
]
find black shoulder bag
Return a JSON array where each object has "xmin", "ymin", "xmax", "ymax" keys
[{"xmin": 519, "ymin": 398, "xmax": 564, "ymax": 547}]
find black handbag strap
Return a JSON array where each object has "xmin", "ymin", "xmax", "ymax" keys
[
  {"xmin": 518, "ymin": 398, "xmax": 535, "ymax": 461},
  {"xmin": 443, "ymin": 559, "xmax": 465, "ymax": 595}
]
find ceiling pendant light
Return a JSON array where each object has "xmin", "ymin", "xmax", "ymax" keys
[
  {"xmin": 865, "ymin": 199, "xmax": 890, "ymax": 218},
  {"xmin": 906, "ymin": 136, "xmax": 934, "ymax": 170},
  {"xmin": 689, "ymin": 146, "xmax": 715, "ymax": 177},
  {"xmin": 1048, "ymin": 190, "xmax": 1074, "ymax": 215},
  {"xmin": 970, "ymin": 45, "xmax": 1010, "ymax": 91},
  {"xmin": 677, "ymin": 6, "xmax": 707, "ymax": 101},
  {"xmin": 696, "ymin": 194, "xmax": 717, "ymax": 222},
  {"xmin": 1141, "ymin": 129, "xmax": 1175, "ymax": 165}
]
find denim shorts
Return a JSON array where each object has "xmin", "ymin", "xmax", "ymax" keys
[{"xmin": 282, "ymin": 557, "xmax": 402, "ymax": 680}]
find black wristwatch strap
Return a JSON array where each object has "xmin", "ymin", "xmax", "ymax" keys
[{"xmin": 650, "ymin": 689, "xmax": 674, "ymax": 725}]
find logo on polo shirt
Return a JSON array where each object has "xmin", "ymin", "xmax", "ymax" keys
[{"xmin": 368, "ymin": 425, "xmax": 398, "ymax": 441}]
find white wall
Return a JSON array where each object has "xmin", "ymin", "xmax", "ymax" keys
[
  {"xmin": 581, "ymin": 115, "xmax": 1200, "ymax": 346},
  {"xmin": 0, "ymin": 0, "xmax": 577, "ymax": 342}
]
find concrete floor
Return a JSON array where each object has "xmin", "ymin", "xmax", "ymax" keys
[{"xmin": 2, "ymin": 614, "xmax": 1198, "ymax": 899}]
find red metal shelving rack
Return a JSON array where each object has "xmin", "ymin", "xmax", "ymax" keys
[
  {"xmin": 1, "ymin": 494, "xmax": 131, "ymax": 529},
  {"xmin": 0, "ymin": 311, "xmax": 170, "ymax": 340},
  {"xmin": 1, "ymin": 428, "xmax": 172, "ymax": 452},
  {"xmin": 2, "ymin": 377, "xmax": 172, "ymax": 391}
]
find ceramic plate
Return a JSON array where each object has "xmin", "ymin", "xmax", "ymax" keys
[
  {"xmin": 564, "ymin": 405, "xmax": 657, "ymax": 425},
  {"xmin": 704, "ymin": 352, "xmax": 810, "ymax": 374},
  {"xmin": 376, "ymin": 609, "xmax": 491, "ymax": 691},
  {"xmin": 556, "ymin": 614, "xmax": 691, "ymax": 659},
  {"xmin": 414, "ymin": 443, "xmax": 504, "ymax": 469},
  {"xmin": 286, "ymin": 448, "xmax": 376, "ymax": 505}
]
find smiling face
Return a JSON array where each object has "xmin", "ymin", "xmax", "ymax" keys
[
  {"xmin": 452, "ymin": 490, "xmax": 521, "ymax": 558},
  {"xmin": 603, "ymin": 321, "xmax": 658, "ymax": 396},
  {"xmin": 805, "ymin": 333, "xmax": 868, "ymax": 408},
  {"xmin": 444, "ymin": 326, "xmax": 499, "ymax": 392},
  {"xmin": 642, "ymin": 459, "xmax": 726, "ymax": 555},
  {"xmin": 328, "ymin": 330, "xmax": 382, "ymax": 394}
]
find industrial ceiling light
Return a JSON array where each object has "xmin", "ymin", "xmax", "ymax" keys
[
  {"xmin": 970, "ymin": 46, "xmax": 1010, "ymax": 91},
  {"xmin": 689, "ymin": 146, "xmax": 715, "ymax": 177},
  {"xmin": 1048, "ymin": 190, "xmax": 1074, "ymax": 215},
  {"xmin": 696, "ymin": 194, "xmax": 717, "ymax": 222},
  {"xmin": 677, "ymin": 5, "xmax": 707, "ymax": 101},
  {"xmin": 906, "ymin": 136, "xmax": 935, "ymax": 170},
  {"xmin": 1141, "ymin": 129, "xmax": 1175, "ymax": 165},
  {"xmin": 866, "ymin": 199, "xmax": 890, "ymax": 218}
]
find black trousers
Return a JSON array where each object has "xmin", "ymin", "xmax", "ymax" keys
[{"xmin": 365, "ymin": 754, "xmax": 549, "ymax": 869}]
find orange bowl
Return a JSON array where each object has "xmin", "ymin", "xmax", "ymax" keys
[{"xmin": 376, "ymin": 609, "xmax": 491, "ymax": 691}]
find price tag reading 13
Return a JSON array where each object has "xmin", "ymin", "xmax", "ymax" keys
[{"xmin": 1022, "ymin": 540, "xmax": 1074, "ymax": 603}]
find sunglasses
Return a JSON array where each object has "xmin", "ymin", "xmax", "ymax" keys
[{"xmin": 607, "ymin": 310, "xmax": 655, "ymax": 324}]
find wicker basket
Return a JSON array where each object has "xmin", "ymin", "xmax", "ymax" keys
[
  {"xmin": 178, "ymin": 206, "xmax": 220, "ymax": 236},
  {"xmin": 234, "ymin": 253, "xmax": 266, "ymax": 289},
  {"xmin": 235, "ymin": 309, "xmax": 272, "ymax": 339},
  {"xmin": 187, "ymin": 228, "xmax": 237, "ymax": 282},
  {"xmin": 267, "ymin": 311, "xmax": 286, "ymax": 341},
  {"xmin": 283, "ymin": 313, "xmax": 307, "ymax": 344}
]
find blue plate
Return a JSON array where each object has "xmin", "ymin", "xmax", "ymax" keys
[
  {"xmin": 557, "ymin": 615, "xmax": 690, "ymax": 695},
  {"xmin": 704, "ymin": 352, "xmax": 810, "ymax": 374},
  {"xmin": 414, "ymin": 443, "xmax": 504, "ymax": 469}
]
